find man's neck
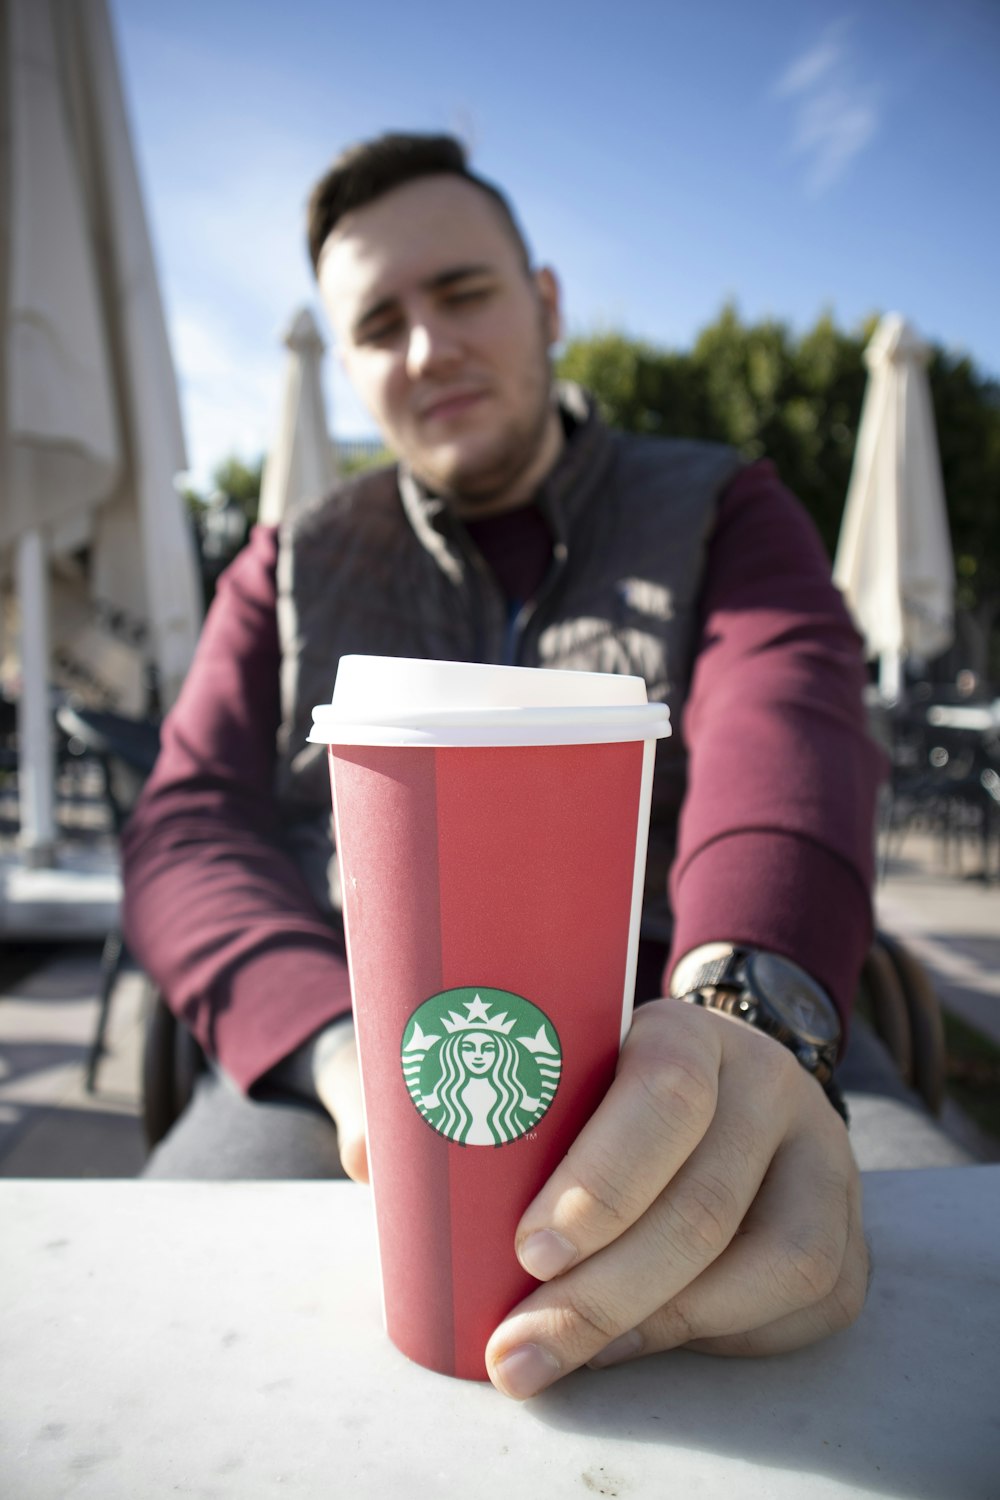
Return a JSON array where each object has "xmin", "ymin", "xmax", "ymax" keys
[{"xmin": 448, "ymin": 408, "xmax": 565, "ymax": 521}]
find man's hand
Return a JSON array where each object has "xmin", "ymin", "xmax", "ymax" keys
[{"xmin": 484, "ymin": 997, "xmax": 868, "ymax": 1400}]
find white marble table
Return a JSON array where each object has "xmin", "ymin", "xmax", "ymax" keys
[{"xmin": 2, "ymin": 1169, "xmax": 998, "ymax": 1499}]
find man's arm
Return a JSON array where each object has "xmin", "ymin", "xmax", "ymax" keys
[
  {"xmin": 121, "ymin": 526, "xmax": 353, "ymax": 1094},
  {"xmin": 667, "ymin": 459, "xmax": 885, "ymax": 1022},
  {"xmin": 480, "ymin": 463, "xmax": 881, "ymax": 1396}
]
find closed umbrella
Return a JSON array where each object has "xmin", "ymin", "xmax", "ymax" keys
[
  {"xmin": 833, "ymin": 313, "xmax": 954, "ymax": 703},
  {"xmin": 1, "ymin": 0, "xmax": 201, "ymax": 863},
  {"xmin": 258, "ymin": 307, "xmax": 337, "ymax": 528}
]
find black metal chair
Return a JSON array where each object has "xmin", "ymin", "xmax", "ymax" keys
[
  {"xmin": 55, "ymin": 703, "xmax": 163, "ymax": 1090},
  {"xmin": 141, "ymin": 989, "xmax": 206, "ymax": 1149},
  {"xmin": 927, "ymin": 725, "xmax": 1000, "ymax": 882},
  {"xmin": 858, "ymin": 931, "xmax": 948, "ymax": 1115},
  {"xmin": 878, "ymin": 704, "xmax": 1000, "ymax": 884},
  {"xmin": 0, "ymin": 692, "xmax": 20, "ymax": 814}
]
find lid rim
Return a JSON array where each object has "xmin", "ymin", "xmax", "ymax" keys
[{"xmin": 308, "ymin": 703, "xmax": 670, "ymax": 749}]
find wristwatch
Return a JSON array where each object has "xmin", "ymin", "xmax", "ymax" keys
[{"xmin": 671, "ymin": 948, "xmax": 847, "ymax": 1121}]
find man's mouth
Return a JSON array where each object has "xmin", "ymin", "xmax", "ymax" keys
[{"xmin": 418, "ymin": 389, "xmax": 488, "ymax": 423}]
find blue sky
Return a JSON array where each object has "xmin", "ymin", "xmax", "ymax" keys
[{"xmin": 109, "ymin": 0, "xmax": 1000, "ymax": 488}]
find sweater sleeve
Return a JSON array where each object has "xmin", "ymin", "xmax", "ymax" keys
[
  {"xmin": 667, "ymin": 461, "xmax": 887, "ymax": 1025},
  {"xmin": 120, "ymin": 524, "xmax": 353, "ymax": 1092}
]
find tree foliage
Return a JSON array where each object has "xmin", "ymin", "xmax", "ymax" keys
[
  {"xmin": 336, "ymin": 441, "xmax": 393, "ymax": 478},
  {"xmin": 182, "ymin": 455, "xmax": 264, "ymax": 523},
  {"xmin": 926, "ymin": 351, "xmax": 1000, "ymax": 626},
  {"xmin": 179, "ymin": 455, "xmax": 263, "ymax": 607},
  {"xmin": 558, "ymin": 308, "xmax": 1000, "ymax": 673},
  {"xmin": 210, "ymin": 455, "xmax": 265, "ymax": 524}
]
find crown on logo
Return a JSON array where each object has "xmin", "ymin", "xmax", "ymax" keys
[{"xmin": 441, "ymin": 995, "xmax": 517, "ymax": 1035}]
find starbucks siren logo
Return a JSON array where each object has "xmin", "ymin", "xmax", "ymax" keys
[{"xmin": 401, "ymin": 986, "xmax": 562, "ymax": 1146}]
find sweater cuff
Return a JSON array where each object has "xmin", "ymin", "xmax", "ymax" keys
[
  {"xmin": 260, "ymin": 1014, "xmax": 356, "ymax": 1102},
  {"xmin": 668, "ymin": 831, "xmax": 873, "ymax": 1028},
  {"xmin": 211, "ymin": 944, "xmax": 354, "ymax": 1093}
]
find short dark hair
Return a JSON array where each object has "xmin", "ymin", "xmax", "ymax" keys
[{"xmin": 306, "ymin": 131, "xmax": 531, "ymax": 274}]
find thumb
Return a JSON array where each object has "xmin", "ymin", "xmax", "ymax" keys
[{"xmin": 315, "ymin": 1035, "xmax": 369, "ymax": 1183}]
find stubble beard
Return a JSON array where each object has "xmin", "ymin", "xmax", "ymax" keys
[
  {"xmin": 405, "ymin": 323, "xmax": 560, "ymax": 514},
  {"xmin": 436, "ymin": 395, "xmax": 557, "ymax": 514}
]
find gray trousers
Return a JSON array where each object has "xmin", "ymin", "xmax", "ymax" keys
[{"xmin": 142, "ymin": 1015, "xmax": 972, "ymax": 1179}]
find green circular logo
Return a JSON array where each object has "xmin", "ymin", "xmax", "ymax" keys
[{"xmin": 401, "ymin": 986, "xmax": 562, "ymax": 1146}]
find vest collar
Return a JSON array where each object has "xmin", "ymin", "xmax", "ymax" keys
[{"xmin": 398, "ymin": 382, "xmax": 615, "ymax": 568}]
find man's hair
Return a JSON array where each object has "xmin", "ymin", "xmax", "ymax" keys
[{"xmin": 306, "ymin": 131, "xmax": 531, "ymax": 274}]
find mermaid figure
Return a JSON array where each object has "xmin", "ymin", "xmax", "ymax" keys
[{"xmin": 403, "ymin": 993, "xmax": 561, "ymax": 1146}]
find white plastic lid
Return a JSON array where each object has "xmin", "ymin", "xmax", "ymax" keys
[{"xmin": 308, "ymin": 656, "xmax": 671, "ymax": 748}]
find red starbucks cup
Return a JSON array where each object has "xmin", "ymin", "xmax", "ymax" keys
[{"xmin": 309, "ymin": 657, "xmax": 669, "ymax": 1380}]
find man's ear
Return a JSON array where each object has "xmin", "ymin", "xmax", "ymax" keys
[{"xmin": 535, "ymin": 266, "xmax": 562, "ymax": 347}]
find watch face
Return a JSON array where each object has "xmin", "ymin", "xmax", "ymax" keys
[{"xmin": 745, "ymin": 953, "xmax": 841, "ymax": 1046}]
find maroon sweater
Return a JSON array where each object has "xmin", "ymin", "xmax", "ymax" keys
[{"xmin": 122, "ymin": 462, "xmax": 883, "ymax": 1091}]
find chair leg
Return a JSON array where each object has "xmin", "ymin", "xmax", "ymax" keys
[
  {"xmin": 981, "ymin": 797, "xmax": 993, "ymax": 884},
  {"xmin": 85, "ymin": 929, "xmax": 124, "ymax": 1092},
  {"xmin": 858, "ymin": 943, "xmax": 914, "ymax": 1088},
  {"xmin": 141, "ymin": 988, "xmax": 181, "ymax": 1150},
  {"xmin": 876, "ymin": 931, "xmax": 948, "ymax": 1115},
  {"xmin": 876, "ymin": 786, "xmax": 895, "ymax": 882}
]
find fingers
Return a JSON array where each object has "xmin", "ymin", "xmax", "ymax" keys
[
  {"xmin": 314, "ymin": 1036, "xmax": 369, "ymax": 1183},
  {"xmin": 488, "ymin": 1010, "xmax": 795, "ymax": 1396},
  {"xmin": 592, "ymin": 1117, "xmax": 861, "ymax": 1364},
  {"xmin": 514, "ymin": 1000, "xmax": 726, "ymax": 1281},
  {"xmin": 488, "ymin": 1141, "xmax": 771, "ymax": 1396},
  {"xmin": 681, "ymin": 1172, "xmax": 869, "ymax": 1357}
]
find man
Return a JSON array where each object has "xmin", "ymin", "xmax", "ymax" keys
[{"xmin": 123, "ymin": 132, "xmax": 887, "ymax": 1399}]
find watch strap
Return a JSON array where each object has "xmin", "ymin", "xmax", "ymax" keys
[
  {"xmin": 677, "ymin": 949, "xmax": 848, "ymax": 1125},
  {"xmin": 683, "ymin": 953, "xmax": 745, "ymax": 992}
]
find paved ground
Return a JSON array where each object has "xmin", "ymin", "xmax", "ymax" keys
[
  {"xmin": 875, "ymin": 838, "xmax": 1000, "ymax": 1049},
  {"xmin": 0, "ymin": 823, "xmax": 997, "ymax": 1178},
  {"xmin": 0, "ymin": 948, "xmax": 148, "ymax": 1177}
]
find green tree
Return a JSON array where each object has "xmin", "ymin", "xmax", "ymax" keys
[
  {"xmin": 336, "ymin": 442, "xmax": 393, "ymax": 477},
  {"xmin": 181, "ymin": 454, "xmax": 265, "ymax": 524},
  {"xmin": 927, "ymin": 351, "xmax": 1000, "ymax": 671},
  {"xmin": 210, "ymin": 455, "xmax": 265, "ymax": 525}
]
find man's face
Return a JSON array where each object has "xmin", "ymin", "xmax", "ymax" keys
[{"xmin": 318, "ymin": 175, "xmax": 562, "ymax": 509}]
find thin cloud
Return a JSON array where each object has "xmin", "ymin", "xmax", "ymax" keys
[
  {"xmin": 775, "ymin": 31, "xmax": 844, "ymax": 97},
  {"xmin": 774, "ymin": 20, "xmax": 880, "ymax": 197}
]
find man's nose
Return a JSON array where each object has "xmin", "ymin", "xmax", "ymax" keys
[{"xmin": 405, "ymin": 319, "xmax": 461, "ymax": 380}]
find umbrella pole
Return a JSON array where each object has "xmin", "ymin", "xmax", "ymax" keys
[
  {"xmin": 15, "ymin": 530, "xmax": 57, "ymax": 867},
  {"xmin": 879, "ymin": 649, "xmax": 904, "ymax": 707}
]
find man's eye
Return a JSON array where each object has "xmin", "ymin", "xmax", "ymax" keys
[
  {"xmin": 446, "ymin": 285, "xmax": 491, "ymax": 306},
  {"xmin": 357, "ymin": 315, "xmax": 403, "ymax": 345}
]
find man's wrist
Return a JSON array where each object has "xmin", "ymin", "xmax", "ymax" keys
[
  {"xmin": 310, "ymin": 1015, "xmax": 356, "ymax": 1090},
  {"xmin": 265, "ymin": 1015, "xmax": 355, "ymax": 1103},
  {"xmin": 668, "ymin": 944, "xmax": 847, "ymax": 1123}
]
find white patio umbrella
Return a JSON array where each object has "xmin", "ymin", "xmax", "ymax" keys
[
  {"xmin": 258, "ymin": 308, "xmax": 337, "ymax": 527},
  {"xmin": 1, "ymin": 0, "xmax": 202, "ymax": 862},
  {"xmin": 833, "ymin": 314, "xmax": 954, "ymax": 703}
]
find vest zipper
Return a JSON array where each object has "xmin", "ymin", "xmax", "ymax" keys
[
  {"xmin": 509, "ymin": 538, "xmax": 569, "ymax": 666},
  {"xmin": 464, "ymin": 545, "xmax": 510, "ymax": 664},
  {"xmin": 454, "ymin": 508, "xmax": 570, "ymax": 666}
]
